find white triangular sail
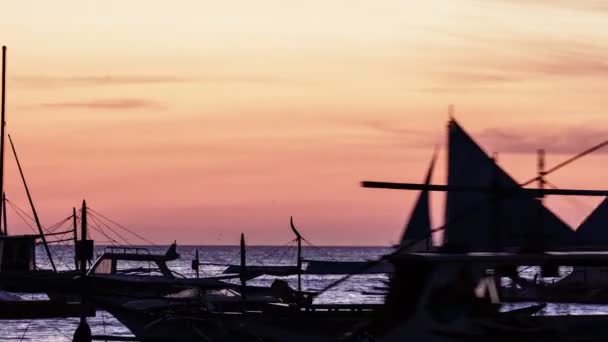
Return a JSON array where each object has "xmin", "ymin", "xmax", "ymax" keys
[{"xmin": 444, "ymin": 119, "xmax": 576, "ymax": 251}]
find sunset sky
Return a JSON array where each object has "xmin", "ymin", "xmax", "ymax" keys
[{"xmin": 1, "ymin": 0, "xmax": 608, "ymax": 245}]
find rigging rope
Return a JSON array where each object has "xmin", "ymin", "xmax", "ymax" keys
[
  {"xmin": 87, "ymin": 212, "xmax": 133, "ymax": 246},
  {"xmin": 87, "ymin": 207, "xmax": 157, "ymax": 246},
  {"xmin": 84, "ymin": 216, "xmax": 124, "ymax": 246},
  {"xmin": 302, "ymin": 238, "xmax": 338, "ymax": 262},
  {"xmin": 521, "ymin": 139, "xmax": 608, "ymax": 186},
  {"xmin": 7, "ymin": 200, "xmax": 38, "ymax": 234},
  {"xmin": 255, "ymin": 238, "xmax": 297, "ymax": 264},
  {"xmin": 545, "ymin": 180, "xmax": 596, "ymax": 213}
]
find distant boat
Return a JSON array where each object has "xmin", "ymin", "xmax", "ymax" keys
[{"xmin": 97, "ymin": 238, "xmax": 380, "ymax": 342}]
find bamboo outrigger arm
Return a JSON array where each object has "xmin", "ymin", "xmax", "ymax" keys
[{"xmin": 361, "ymin": 181, "xmax": 608, "ymax": 197}]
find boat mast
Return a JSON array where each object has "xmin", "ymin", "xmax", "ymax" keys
[
  {"xmin": 537, "ymin": 149, "xmax": 546, "ymax": 202},
  {"xmin": 2, "ymin": 193, "xmax": 6, "ymax": 235},
  {"xmin": 80, "ymin": 200, "xmax": 87, "ymax": 273},
  {"xmin": 73, "ymin": 207, "xmax": 79, "ymax": 271},
  {"xmin": 290, "ymin": 216, "xmax": 303, "ymax": 293},
  {"xmin": 536, "ymin": 149, "xmax": 546, "ymax": 250},
  {"xmin": 73, "ymin": 199, "xmax": 92, "ymax": 342},
  {"xmin": 239, "ymin": 233, "xmax": 247, "ymax": 303},
  {"xmin": 8, "ymin": 134, "xmax": 56, "ymax": 272},
  {"xmin": 192, "ymin": 249, "xmax": 199, "ymax": 279},
  {"xmin": 0, "ymin": 46, "xmax": 7, "ymax": 235}
]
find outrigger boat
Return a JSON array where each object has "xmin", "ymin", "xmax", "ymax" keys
[
  {"xmin": 95, "ymin": 278, "xmax": 379, "ymax": 342},
  {"xmin": 354, "ymin": 250, "xmax": 608, "ymax": 341},
  {"xmin": 0, "ymin": 46, "xmax": 98, "ymax": 320},
  {"xmin": 93, "ymin": 228, "xmax": 385, "ymax": 341},
  {"xmin": 85, "ymin": 228, "xmax": 316, "ymax": 307},
  {"xmin": 363, "ymin": 112, "xmax": 608, "ymax": 304}
]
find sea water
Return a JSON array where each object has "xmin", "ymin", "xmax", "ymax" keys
[
  {"xmin": 0, "ymin": 245, "xmax": 391, "ymax": 341},
  {"xmin": 2, "ymin": 245, "xmax": 606, "ymax": 341}
]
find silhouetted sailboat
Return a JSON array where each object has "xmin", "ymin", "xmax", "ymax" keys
[
  {"xmin": 398, "ymin": 149, "xmax": 437, "ymax": 251},
  {"xmin": 444, "ymin": 119, "xmax": 576, "ymax": 251}
]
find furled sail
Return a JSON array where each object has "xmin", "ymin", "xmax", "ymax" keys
[
  {"xmin": 444, "ymin": 119, "xmax": 576, "ymax": 251},
  {"xmin": 576, "ymin": 197, "xmax": 608, "ymax": 247},
  {"xmin": 399, "ymin": 150, "xmax": 437, "ymax": 251}
]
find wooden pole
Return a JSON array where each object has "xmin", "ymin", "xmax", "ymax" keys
[
  {"xmin": 73, "ymin": 207, "xmax": 79, "ymax": 271},
  {"xmin": 8, "ymin": 134, "xmax": 56, "ymax": 272},
  {"xmin": 538, "ymin": 149, "xmax": 546, "ymax": 202},
  {"xmin": 239, "ymin": 233, "xmax": 247, "ymax": 304},
  {"xmin": 73, "ymin": 200, "xmax": 91, "ymax": 342},
  {"xmin": 296, "ymin": 236, "xmax": 302, "ymax": 293},
  {"xmin": 361, "ymin": 181, "xmax": 608, "ymax": 197},
  {"xmin": 0, "ymin": 46, "xmax": 8, "ymax": 235},
  {"xmin": 194, "ymin": 249, "xmax": 199, "ymax": 279},
  {"xmin": 290, "ymin": 217, "xmax": 303, "ymax": 293},
  {"xmin": 80, "ymin": 200, "xmax": 87, "ymax": 273},
  {"xmin": 2, "ymin": 193, "xmax": 6, "ymax": 236},
  {"xmin": 536, "ymin": 149, "xmax": 546, "ymax": 250}
]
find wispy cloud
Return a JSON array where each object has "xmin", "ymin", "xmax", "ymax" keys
[
  {"xmin": 14, "ymin": 75, "xmax": 193, "ymax": 87},
  {"xmin": 14, "ymin": 74, "xmax": 316, "ymax": 88},
  {"xmin": 490, "ymin": 0, "xmax": 608, "ymax": 12},
  {"xmin": 338, "ymin": 119, "xmax": 442, "ymax": 150},
  {"xmin": 346, "ymin": 118, "xmax": 608, "ymax": 156},
  {"xmin": 476, "ymin": 125, "xmax": 608, "ymax": 155},
  {"xmin": 358, "ymin": 120, "xmax": 425, "ymax": 136},
  {"xmin": 418, "ymin": 43, "xmax": 608, "ymax": 93},
  {"xmin": 529, "ymin": 50, "xmax": 608, "ymax": 77},
  {"xmin": 441, "ymin": 72, "xmax": 518, "ymax": 84},
  {"xmin": 30, "ymin": 98, "xmax": 165, "ymax": 110}
]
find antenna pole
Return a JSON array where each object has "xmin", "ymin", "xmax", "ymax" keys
[
  {"xmin": 0, "ymin": 46, "xmax": 7, "ymax": 236},
  {"xmin": 8, "ymin": 134, "xmax": 56, "ymax": 272}
]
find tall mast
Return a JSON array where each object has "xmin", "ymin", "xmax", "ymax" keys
[
  {"xmin": 0, "ymin": 46, "xmax": 7, "ymax": 235},
  {"xmin": 73, "ymin": 207, "xmax": 79, "ymax": 271},
  {"xmin": 8, "ymin": 134, "xmax": 56, "ymax": 272},
  {"xmin": 73, "ymin": 199, "xmax": 91, "ymax": 342},
  {"xmin": 290, "ymin": 216, "xmax": 303, "ymax": 293},
  {"xmin": 80, "ymin": 200, "xmax": 87, "ymax": 273}
]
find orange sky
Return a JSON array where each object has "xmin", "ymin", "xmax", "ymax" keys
[{"xmin": 0, "ymin": 0, "xmax": 608, "ymax": 245}]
